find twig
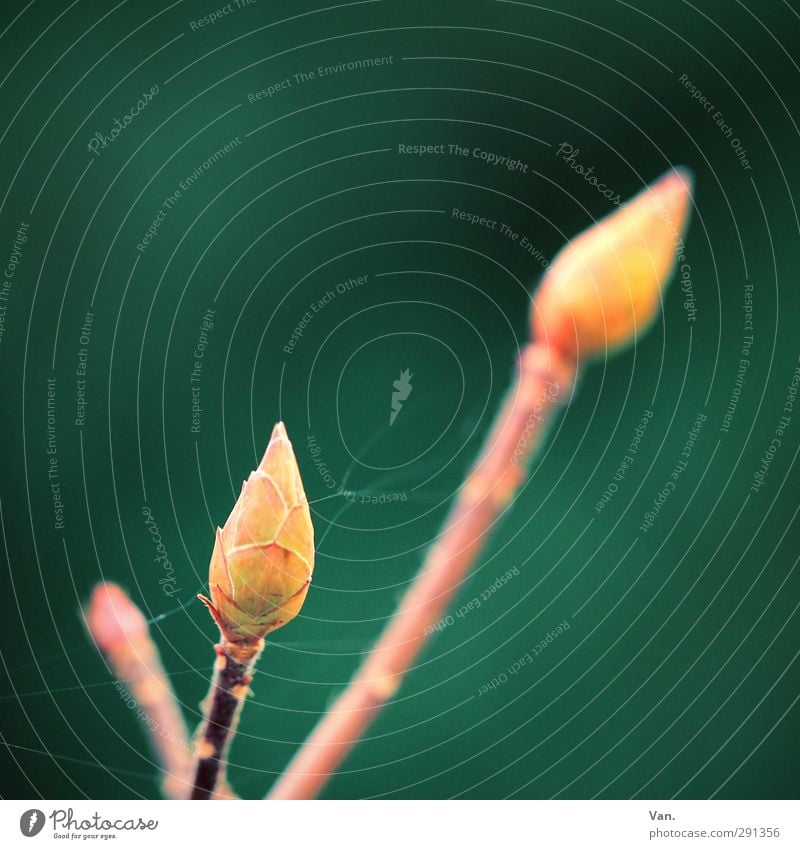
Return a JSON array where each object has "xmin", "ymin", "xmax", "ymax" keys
[
  {"xmin": 85, "ymin": 583, "xmax": 195, "ymax": 800},
  {"xmin": 191, "ymin": 638, "xmax": 263, "ymax": 800},
  {"xmin": 267, "ymin": 343, "xmax": 575, "ymax": 800}
]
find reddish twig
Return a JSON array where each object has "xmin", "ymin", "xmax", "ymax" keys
[
  {"xmin": 268, "ymin": 342, "xmax": 576, "ymax": 800},
  {"xmin": 85, "ymin": 583, "xmax": 196, "ymax": 800}
]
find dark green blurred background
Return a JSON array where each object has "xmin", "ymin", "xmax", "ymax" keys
[{"xmin": 1, "ymin": 0, "xmax": 798, "ymax": 800}]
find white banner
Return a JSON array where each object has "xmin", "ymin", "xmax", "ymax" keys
[{"xmin": 1, "ymin": 800, "xmax": 797, "ymax": 848}]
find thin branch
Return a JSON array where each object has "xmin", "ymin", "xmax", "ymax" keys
[
  {"xmin": 191, "ymin": 638, "xmax": 263, "ymax": 800},
  {"xmin": 268, "ymin": 342, "xmax": 576, "ymax": 800},
  {"xmin": 85, "ymin": 583, "xmax": 195, "ymax": 800}
]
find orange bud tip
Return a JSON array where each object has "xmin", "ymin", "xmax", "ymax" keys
[
  {"xmin": 84, "ymin": 583, "xmax": 149, "ymax": 654},
  {"xmin": 659, "ymin": 166, "xmax": 694, "ymax": 199},
  {"xmin": 271, "ymin": 421, "xmax": 288, "ymax": 442},
  {"xmin": 533, "ymin": 167, "xmax": 694, "ymax": 362}
]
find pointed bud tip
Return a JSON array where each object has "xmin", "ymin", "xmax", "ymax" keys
[
  {"xmin": 653, "ymin": 165, "xmax": 694, "ymax": 195},
  {"xmin": 255, "ymin": 422, "xmax": 293, "ymax": 475},
  {"xmin": 271, "ymin": 421, "xmax": 288, "ymax": 442},
  {"xmin": 648, "ymin": 166, "xmax": 694, "ymax": 227},
  {"xmin": 84, "ymin": 582, "xmax": 148, "ymax": 654}
]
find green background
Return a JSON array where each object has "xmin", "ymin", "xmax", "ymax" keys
[{"xmin": 1, "ymin": 0, "xmax": 799, "ymax": 800}]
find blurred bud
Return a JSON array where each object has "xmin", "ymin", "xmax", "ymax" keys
[
  {"xmin": 532, "ymin": 168, "xmax": 693, "ymax": 361},
  {"xmin": 85, "ymin": 582, "xmax": 149, "ymax": 654},
  {"xmin": 200, "ymin": 423, "xmax": 315, "ymax": 643}
]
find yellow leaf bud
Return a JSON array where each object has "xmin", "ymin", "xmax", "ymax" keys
[
  {"xmin": 200, "ymin": 422, "xmax": 315, "ymax": 643},
  {"xmin": 532, "ymin": 167, "xmax": 694, "ymax": 361}
]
